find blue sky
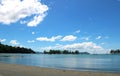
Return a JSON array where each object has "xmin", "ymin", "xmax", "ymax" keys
[{"xmin": 0, "ymin": 0, "xmax": 120, "ymax": 54}]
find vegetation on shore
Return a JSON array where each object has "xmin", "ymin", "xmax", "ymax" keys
[
  {"xmin": 44, "ymin": 49, "xmax": 90, "ymax": 54},
  {"xmin": 110, "ymin": 49, "xmax": 120, "ymax": 54},
  {"xmin": 0, "ymin": 43, "xmax": 35, "ymax": 53},
  {"xmin": 44, "ymin": 49, "xmax": 120, "ymax": 55}
]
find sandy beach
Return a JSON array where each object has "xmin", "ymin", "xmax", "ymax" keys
[{"xmin": 0, "ymin": 63, "xmax": 119, "ymax": 76}]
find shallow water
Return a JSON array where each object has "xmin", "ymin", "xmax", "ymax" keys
[{"xmin": 0, "ymin": 54, "xmax": 120, "ymax": 72}]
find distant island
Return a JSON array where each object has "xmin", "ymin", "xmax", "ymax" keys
[
  {"xmin": 0, "ymin": 43, "xmax": 35, "ymax": 53},
  {"xmin": 44, "ymin": 49, "xmax": 120, "ymax": 55},
  {"xmin": 110, "ymin": 49, "xmax": 120, "ymax": 54},
  {"xmin": 44, "ymin": 50, "xmax": 90, "ymax": 54}
]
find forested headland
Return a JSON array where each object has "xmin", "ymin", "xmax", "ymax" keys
[{"xmin": 0, "ymin": 43, "xmax": 35, "ymax": 53}]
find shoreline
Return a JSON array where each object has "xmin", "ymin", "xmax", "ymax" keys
[
  {"xmin": 0, "ymin": 63, "xmax": 120, "ymax": 76},
  {"xmin": 0, "ymin": 61, "xmax": 120, "ymax": 73}
]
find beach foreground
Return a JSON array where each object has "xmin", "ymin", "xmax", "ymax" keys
[{"xmin": 0, "ymin": 63, "xmax": 119, "ymax": 76}]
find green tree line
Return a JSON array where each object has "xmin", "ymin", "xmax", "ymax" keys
[
  {"xmin": 0, "ymin": 43, "xmax": 35, "ymax": 53},
  {"xmin": 44, "ymin": 49, "xmax": 89, "ymax": 54},
  {"xmin": 110, "ymin": 49, "xmax": 120, "ymax": 54}
]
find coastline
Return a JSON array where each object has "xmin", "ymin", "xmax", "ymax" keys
[{"xmin": 0, "ymin": 63, "xmax": 120, "ymax": 76}]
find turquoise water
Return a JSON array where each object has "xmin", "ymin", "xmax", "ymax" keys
[{"xmin": 0, "ymin": 54, "xmax": 120, "ymax": 72}]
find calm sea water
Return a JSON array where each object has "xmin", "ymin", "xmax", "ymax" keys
[{"xmin": 0, "ymin": 54, "xmax": 120, "ymax": 72}]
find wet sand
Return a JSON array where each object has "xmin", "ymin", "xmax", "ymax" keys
[{"xmin": 0, "ymin": 63, "xmax": 120, "ymax": 76}]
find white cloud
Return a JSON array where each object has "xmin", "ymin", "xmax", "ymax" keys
[
  {"xmin": 10, "ymin": 40, "xmax": 19, "ymax": 45},
  {"xmin": 27, "ymin": 14, "xmax": 46, "ymax": 27},
  {"xmin": 27, "ymin": 40, "xmax": 35, "ymax": 43},
  {"xmin": 81, "ymin": 36, "xmax": 90, "ymax": 41},
  {"xmin": 63, "ymin": 42, "xmax": 102, "ymax": 50},
  {"xmin": 36, "ymin": 35, "xmax": 62, "ymax": 42},
  {"xmin": 74, "ymin": 30, "xmax": 80, "ymax": 34},
  {"xmin": 0, "ymin": 0, "xmax": 49, "ymax": 27},
  {"xmin": 37, "ymin": 35, "xmax": 77, "ymax": 42},
  {"xmin": 42, "ymin": 42, "xmax": 107, "ymax": 54},
  {"xmin": 61, "ymin": 35, "xmax": 77, "ymax": 41},
  {"xmin": 32, "ymin": 32, "xmax": 35, "ymax": 35},
  {"xmin": 0, "ymin": 39, "xmax": 6, "ymax": 42},
  {"xmin": 96, "ymin": 36, "xmax": 102, "ymax": 40}
]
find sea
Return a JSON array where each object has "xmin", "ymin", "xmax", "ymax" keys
[{"xmin": 0, "ymin": 54, "xmax": 120, "ymax": 73}]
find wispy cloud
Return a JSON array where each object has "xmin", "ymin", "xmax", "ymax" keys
[
  {"xmin": 10, "ymin": 40, "xmax": 19, "ymax": 45},
  {"xmin": 96, "ymin": 36, "xmax": 102, "ymax": 40},
  {"xmin": 41, "ymin": 44, "xmax": 63, "ymax": 51},
  {"xmin": 61, "ymin": 35, "xmax": 77, "ymax": 41},
  {"xmin": 32, "ymin": 32, "xmax": 35, "ymax": 35},
  {"xmin": 74, "ymin": 30, "xmax": 80, "ymax": 34},
  {"xmin": 81, "ymin": 36, "xmax": 90, "ymax": 41},
  {"xmin": 36, "ymin": 35, "xmax": 62, "ymax": 42},
  {"xmin": 0, "ymin": 0, "xmax": 49, "ymax": 27},
  {"xmin": 0, "ymin": 39, "xmax": 6, "ymax": 43},
  {"xmin": 36, "ymin": 35, "xmax": 77, "ymax": 42}
]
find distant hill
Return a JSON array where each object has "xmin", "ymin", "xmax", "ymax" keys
[{"xmin": 0, "ymin": 43, "xmax": 35, "ymax": 53}]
